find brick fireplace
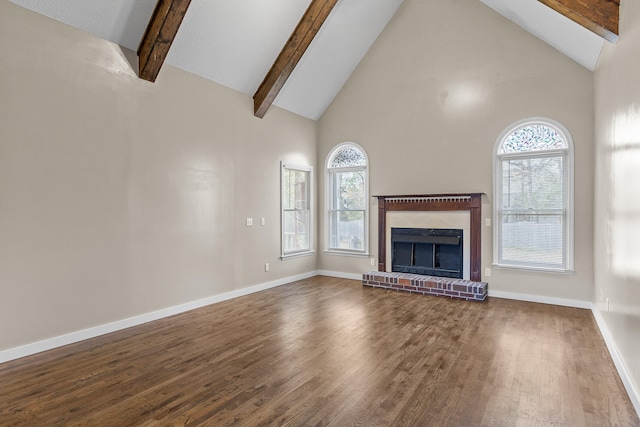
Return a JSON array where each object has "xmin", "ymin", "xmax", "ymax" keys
[{"xmin": 363, "ymin": 193, "xmax": 487, "ymax": 301}]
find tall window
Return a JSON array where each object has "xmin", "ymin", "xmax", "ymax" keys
[
  {"xmin": 493, "ymin": 118, "xmax": 574, "ymax": 272},
  {"xmin": 326, "ymin": 143, "xmax": 368, "ymax": 255},
  {"xmin": 281, "ymin": 162, "xmax": 313, "ymax": 258}
]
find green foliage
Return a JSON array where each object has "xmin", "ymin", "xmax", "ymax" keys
[{"xmin": 502, "ymin": 156, "xmax": 564, "ymax": 211}]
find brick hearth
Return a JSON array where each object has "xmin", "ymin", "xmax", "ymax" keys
[{"xmin": 362, "ymin": 271, "xmax": 488, "ymax": 302}]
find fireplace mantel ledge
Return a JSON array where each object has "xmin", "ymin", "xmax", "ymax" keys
[{"xmin": 374, "ymin": 192, "xmax": 484, "ymax": 199}]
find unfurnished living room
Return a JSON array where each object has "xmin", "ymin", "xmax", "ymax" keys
[{"xmin": 1, "ymin": 0, "xmax": 639, "ymax": 425}]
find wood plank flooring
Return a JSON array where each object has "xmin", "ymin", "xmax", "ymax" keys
[{"xmin": 0, "ymin": 276, "xmax": 637, "ymax": 426}]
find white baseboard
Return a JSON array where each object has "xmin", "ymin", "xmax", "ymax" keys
[
  {"xmin": 0, "ymin": 270, "xmax": 318, "ymax": 364},
  {"xmin": 317, "ymin": 270, "xmax": 364, "ymax": 280},
  {"xmin": 488, "ymin": 289, "xmax": 592, "ymax": 309},
  {"xmin": 591, "ymin": 307, "xmax": 640, "ymax": 418}
]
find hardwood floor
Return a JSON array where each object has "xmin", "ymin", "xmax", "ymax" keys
[{"xmin": 0, "ymin": 276, "xmax": 637, "ymax": 426}]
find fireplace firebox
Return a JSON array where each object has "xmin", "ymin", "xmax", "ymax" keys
[{"xmin": 391, "ymin": 228, "xmax": 463, "ymax": 279}]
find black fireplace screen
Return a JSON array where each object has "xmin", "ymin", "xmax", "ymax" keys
[{"xmin": 391, "ymin": 228, "xmax": 463, "ymax": 278}]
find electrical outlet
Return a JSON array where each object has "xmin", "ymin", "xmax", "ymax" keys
[
  {"xmin": 485, "ymin": 268, "xmax": 491, "ymax": 277},
  {"xmin": 370, "ymin": 258, "xmax": 376, "ymax": 266},
  {"xmin": 265, "ymin": 263, "xmax": 269, "ymax": 272},
  {"xmin": 260, "ymin": 217, "xmax": 265, "ymax": 226}
]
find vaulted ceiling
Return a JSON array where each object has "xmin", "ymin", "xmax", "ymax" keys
[{"xmin": 7, "ymin": 0, "xmax": 618, "ymax": 120}]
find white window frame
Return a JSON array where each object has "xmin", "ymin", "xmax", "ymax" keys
[
  {"xmin": 493, "ymin": 117, "xmax": 574, "ymax": 273},
  {"xmin": 281, "ymin": 162, "xmax": 314, "ymax": 259},
  {"xmin": 324, "ymin": 142, "xmax": 369, "ymax": 257}
]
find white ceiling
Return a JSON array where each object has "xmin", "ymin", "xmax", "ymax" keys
[
  {"xmin": 478, "ymin": 0, "xmax": 604, "ymax": 70},
  {"xmin": 8, "ymin": 0, "xmax": 605, "ymax": 120}
]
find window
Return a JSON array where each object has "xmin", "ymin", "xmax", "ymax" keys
[
  {"xmin": 325, "ymin": 143, "xmax": 368, "ymax": 255},
  {"xmin": 281, "ymin": 163, "xmax": 313, "ymax": 258},
  {"xmin": 493, "ymin": 118, "xmax": 574, "ymax": 272}
]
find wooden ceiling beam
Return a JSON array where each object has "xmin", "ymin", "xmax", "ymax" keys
[
  {"xmin": 138, "ymin": 0, "xmax": 192, "ymax": 82},
  {"xmin": 538, "ymin": 0, "xmax": 619, "ymax": 43},
  {"xmin": 253, "ymin": 0, "xmax": 339, "ymax": 118}
]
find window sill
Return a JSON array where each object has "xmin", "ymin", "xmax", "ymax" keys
[
  {"xmin": 324, "ymin": 250, "xmax": 370, "ymax": 258},
  {"xmin": 281, "ymin": 250, "xmax": 315, "ymax": 261},
  {"xmin": 493, "ymin": 263, "xmax": 575, "ymax": 274}
]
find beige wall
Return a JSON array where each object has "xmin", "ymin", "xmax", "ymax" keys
[
  {"xmin": 594, "ymin": 0, "xmax": 640, "ymax": 402},
  {"xmin": 318, "ymin": 0, "xmax": 595, "ymax": 302},
  {"xmin": 0, "ymin": 0, "xmax": 607, "ymax": 357},
  {"xmin": 0, "ymin": 2, "xmax": 316, "ymax": 351}
]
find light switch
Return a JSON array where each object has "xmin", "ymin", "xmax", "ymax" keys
[
  {"xmin": 246, "ymin": 218, "xmax": 253, "ymax": 227},
  {"xmin": 260, "ymin": 217, "xmax": 265, "ymax": 226}
]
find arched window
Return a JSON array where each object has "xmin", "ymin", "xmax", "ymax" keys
[
  {"xmin": 326, "ymin": 143, "xmax": 369, "ymax": 255},
  {"xmin": 493, "ymin": 118, "xmax": 574, "ymax": 272}
]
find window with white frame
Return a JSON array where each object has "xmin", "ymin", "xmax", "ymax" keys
[
  {"xmin": 281, "ymin": 162, "xmax": 313, "ymax": 258},
  {"xmin": 326, "ymin": 143, "xmax": 368, "ymax": 255},
  {"xmin": 493, "ymin": 118, "xmax": 574, "ymax": 272}
]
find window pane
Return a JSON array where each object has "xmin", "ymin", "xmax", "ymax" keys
[
  {"xmin": 502, "ymin": 156, "xmax": 564, "ymax": 210},
  {"xmin": 283, "ymin": 210, "xmax": 309, "ymax": 253},
  {"xmin": 329, "ymin": 146, "xmax": 366, "ymax": 168},
  {"xmin": 281, "ymin": 163, "xmax": 312, "ymax": 257},
  {"xmin": 332, "ymin": 171, "xmax": 365, "ymax": 210},
  {"xmin": 500, "ymin": 212, "xmax": 564, "ymax": 266},
  {"xmin": 325, "ymin": 143, "xmax": 368, "ymax": 255},
  {"xmin": 495, "ymin": 119, "xmax": 573, "ymax": 271},
  {"xmin": 500, "ymin": 124, "xmax": 567, "ymax": 153},
  {"xmin": 283, "ymin": 169, "xmax": 308, "ymax": 210},
  {"xmin": 329, "ymin": 211, "xmax": 364, "ymax": 250}
]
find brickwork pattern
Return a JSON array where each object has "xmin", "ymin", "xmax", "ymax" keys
[{"xmin": 362, "ymin": 271, "xmax": 487, "ymax": 302}]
